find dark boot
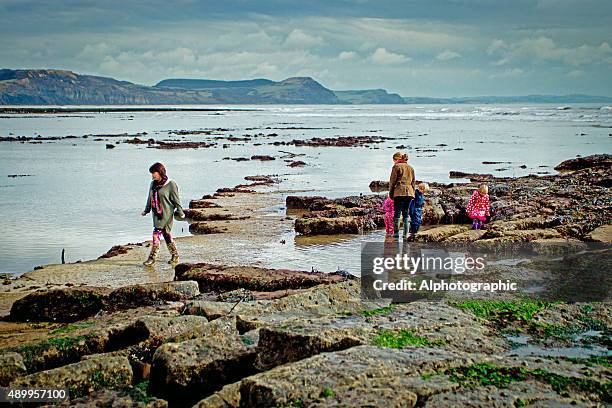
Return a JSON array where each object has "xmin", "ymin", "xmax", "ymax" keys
[
  {"xmin": 402, "ymin": 217, "xmax": 409, "ymax": 239},
  {"xmin": 167, "ymin": 242, "xmax": 179, "ymax": 264},
  {"xmin": 393, "ymin": 217, "xmax": 400, "ymax": 238},
  {"xmin": 472, "ymin": 219, "xmax": 479, "ymax": 230},
  {"xmin": 143, "ymin": 243, "xmax": 159, "ymax": 266}
]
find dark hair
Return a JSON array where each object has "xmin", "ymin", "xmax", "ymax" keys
[{"xmin": 149, "ymin": 162, "xmax": 166, "ymax": 177}]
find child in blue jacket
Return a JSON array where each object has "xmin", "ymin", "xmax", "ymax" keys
[{"xmin": 407, "ymin": 182, "xmax": 429, "ymax": 242}]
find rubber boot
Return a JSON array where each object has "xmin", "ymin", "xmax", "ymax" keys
[
  {"xmin": 393, "ymin": 217, "xmax": 400, "ymax": 238},
  {"xmin": 402, "ymin": 217, "xmax": 409, "ymax": 239},
  {"xmin": 407, "ymin": 224, "xmax": 416, "ymax": 242},
  {"xmin": 143, "ymin": 244, "xmax": 159, "ymax": 266},
  {"xmin": 167, "ymin": 241, "xmax": 179, "ymax": 264},
  {"xmin": 472, "ymin": 219, "xmax": 479, "ymax": 230}
]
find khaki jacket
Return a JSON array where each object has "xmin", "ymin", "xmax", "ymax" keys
[{"xmin": 389, "ymin": 162, "xmax": 416, "ymax": 198}]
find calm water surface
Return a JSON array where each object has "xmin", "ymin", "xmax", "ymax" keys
[{"xmin": 1, "ymin": 104, "xmax": 610, "ymax": 274}]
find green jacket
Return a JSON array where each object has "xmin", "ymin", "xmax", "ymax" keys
[{"xmin": 144, "ymin": 179, "xmax": 185, "ymax": 232}]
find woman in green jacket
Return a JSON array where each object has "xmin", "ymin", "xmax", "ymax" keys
[{"xmin": 141, "ymin": 162, "xmax": 185, "ymax": 266}]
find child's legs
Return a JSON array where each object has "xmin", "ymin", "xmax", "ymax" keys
[
  {"xmin": 162, "ymin": 230, "xmax": 173, "ymax": 244},
  {"xmin": 152, "ymin": 229, "xmax": 164, "ymax": 245},
  {"xmin": 384, "ymin": 213, "xmax": 394, "ymax": 233}
]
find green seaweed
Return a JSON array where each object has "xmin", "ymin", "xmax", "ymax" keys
[
  {"xmin": 320, "ymin": 387, "xmax": 336, "ymax": 398},
  {"xmin": 373, "ymin": 329, "xmax": 445, "ymax": 348},
  {"xmin": 530, "ymin": 322, "xmax": 583, "ymax": 339},
  {"xmin": 14, "ymin": 333, "xmax": 97, "ymax": 368},
  {"xmin": 578, "ymin": 315, "xmax": 608, "ymax": 331},
  {"xmin": 452, "ymin": 299, "xmax": 552, "ymax": 323},
  {"xmin": 361, "ymin": 305, "xmax": 395, "ymax": 317},
  {"xmin": 128, "ymin": 380, "xmax": 155, "ymax": 404},
  {"xmin": 444, "ymin": 363, "xmax": 611, "ymax": 401},
  {"xmin": 567, "ymin": 355, "xmax": 612, "ymax": 368},
  {"xmin": 49, "ymin": 322, "xmax": 95, "ymax": 335}
]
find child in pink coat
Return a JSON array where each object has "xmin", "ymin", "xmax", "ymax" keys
[
  {"xmin": 466, "ymin": 184, "xmax": 491, "ymax": 230},
  {"xmin": 382, "ymin": 197, "xmax": 395, "ymax": 236}
]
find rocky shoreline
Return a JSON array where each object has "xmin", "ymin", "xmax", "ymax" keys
[{"xmin": 0, "ymin": 155, "xmax": 609, "ymax": 407}]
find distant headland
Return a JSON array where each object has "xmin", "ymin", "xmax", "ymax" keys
[{"xmin": 1, "ymin": 69, "xmax": 611, "ymax": 105}]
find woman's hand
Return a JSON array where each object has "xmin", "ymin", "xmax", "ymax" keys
[{"xmin": 141, "ymin": 211, "xmax": 148, "ymax": 216}]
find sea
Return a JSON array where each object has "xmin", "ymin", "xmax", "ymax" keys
[{"xmin": 1, "ymin": 104, "xmax": 611, "ymax": 275}]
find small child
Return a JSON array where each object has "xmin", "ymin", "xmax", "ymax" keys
[
  {"xmin": 382, "ymin": 197, "xmax": 395, "ymax": 236},
  {"xmin": 407, "ymin": 182, "xmax": 429, "ymax": 241},
  {"xmin": 466, "ymin": 184, "xmax": 491, "ymax": 230}
]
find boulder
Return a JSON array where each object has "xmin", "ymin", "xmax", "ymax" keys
[
  {"xmin": 247, "ymin": 301, "xmax": 501, "ymax": 371},
  {"xmin": 9, "ymin": 282, "xmax": 199, "ymax": 322},
  {"xmin": 422, "ymin": 197, "xmax": 446, "ymax": 224},
  {"xmin": 174, "ymin": 263, "xmax": 345, "ymax": 292},
  {"xmin": 189, "ymin": 222, "xmax": 225, "ymax": 234},
  {"xmin": 287, "ymin": 160, "xmax": 306, "ymax": 167},
  {"xmin": 42, "ymin": 388, "xmax": 168, "ymax": 408},
  {"xmin": 295, "ymin": 215, "xmax": 383, "ymax": 235},
  {"xmin": 250, "ymin": 155, "xmax": 275, "ymax": 161},
  {"xmin": 586, "ymin": 224, "xmax": 612, "ymax": 243},
  {"xmin": 554, "ymin": 154, "xmax": 612, "ymax": 172},
  {"xmin": 239, "ymin": 346, "xmax": 486, "ymax": 407},
  {"xmin": 107, "ymin": 281, "xmax": 200, "ymax": 310},
  {"xmin": 415, "ymin": 225, "xmax": 470, "ymax": 242},
  {"xmin": 0, "ymin": 352, "xmax": 27, "ymax": 386},
  {"xmin": 150, "ymin": 324, "xmax": 256, "ymax": 406},
  {"xmin": 189, "ymin": 199, "xmax": 221, "ymax": 209},
  {"xmin": 369, "ymin": 180, "xmax": 389, "ymax": 192},
  {"xmin": 10, "ymin": 355, "xmax": 132, "ymax": 398},
  {"xmin": 183, "ymin": 280, "xmax": 373, "ymax": 325},
  {"xmin": 285, "ymin": 195, "xmax": 328, "ymax": 209},
  {"xmin": 10, "ymin": 287, "xmax": 110, "ymax": 322},
  {"xmin": 193, "ymin": 381, "xmax": 241, "ymax": 408},
  {"xmin": 254, "ymin": 317, "xmax": 368, "ymax": 370},
  {"xmin": 183, "ymin": 210, "xmax": 237, "ymax": 221},
  {"xmin": 124, "ymin": 315, "xmax": 210, "ymax": 344},
  {"xmin": 424, "ymin": 381, "xmax": 594, "ymax": 408}
]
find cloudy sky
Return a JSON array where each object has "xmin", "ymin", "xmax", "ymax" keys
[{"xmin": 1, "ymin": 0, "xmax": 611, "ymax": 96}]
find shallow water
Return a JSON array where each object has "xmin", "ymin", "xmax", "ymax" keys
[
  {"xmin": 506, "ymin": 331, "xmax": 610, "ymax": 359},
  {"xmin": 1, "ymin": 104, "xmax": 611, "ymax": 275}
]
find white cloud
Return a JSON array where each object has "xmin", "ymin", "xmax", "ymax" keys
[
  {"xmin": 370, "ymin": 47, "xmax": 410, "ymax": 65},
  {"xmin": 338, "ymin": 50, "xmax": 356, "ymax": 60},
  {"xmin": 488, "ymin": 36, "xmax": 612, "ymax": 66},
  {"xmin": 436, "ymin": 49, "xmax": 462, "ymax": 61},
  {"xmin": 487, "ymin": 39, "xmax": 507, "ymax": 55},
  {"xmin": 284, "ymin": 29, "xmax": 324, "ymax": 48}
]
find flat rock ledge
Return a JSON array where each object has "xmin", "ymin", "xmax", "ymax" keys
[
  {"xmin": 9, "ymin": 281, "xmax": 200, "ymax": 322},
  {"xmin": 174, "ymin": 263, "xmax": 347, "ymax": 292},
  {"xmin": 1, "ymin": 276, "xmax": 610, "ymax": 407}
]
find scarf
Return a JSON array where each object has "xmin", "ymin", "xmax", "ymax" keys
[{"xmin": 151, "ymin": 175, "xmax": 168, "ymax": 219}]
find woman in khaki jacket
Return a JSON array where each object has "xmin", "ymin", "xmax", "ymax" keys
[{"xmin": 389, "ymin": 152, "xmax": 416, "ymax": 238}]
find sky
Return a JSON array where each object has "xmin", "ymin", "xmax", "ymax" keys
[{"xmin": 1, "ymin": 0, "xmax": 611, "ymax": 97}]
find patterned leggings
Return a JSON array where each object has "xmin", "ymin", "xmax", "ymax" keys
[
  {"xmin": 152, "ymin": 228, "xmax": 173, "ymax": 245},
  {"xmin": 384, "ymin": 213, "xmax": 395, "ymax": 234}
]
